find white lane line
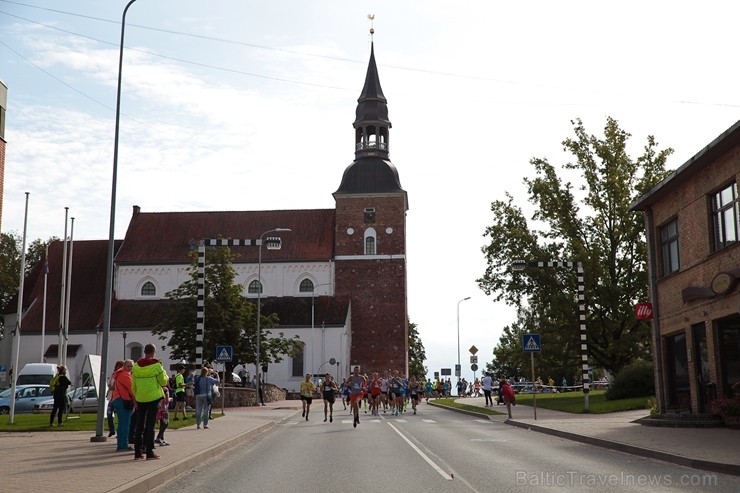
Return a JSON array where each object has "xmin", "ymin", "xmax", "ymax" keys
[
  {"xmin": 474, "ymin": 419, "xmax": 491, "ymax": 424},
  {"xmin": 421, "ymin": 419, "xmax": 436, "ymax": 423},
  {"xmin": 387, "ymin": 423, "xmax": 453, "ymax": 481}
]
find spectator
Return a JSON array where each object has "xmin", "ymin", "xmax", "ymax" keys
[
  {"xmin": 155, "ymin": 384, "xmax": 171, "ymax": 446},
  {"xmin": 501, "ymin": 379, "xmax": 516, "ymax": 419},
  {"xmin": 482, "ymin": 373, "xmax": 494, "ymax": 406},
  {"xmin": 112, "ymin": 360, "xmax": 134, "ymax": 451},
  {"xmin": 49, "ymin": 365, "xmax": 72, "ymax": 427},
  {"xmin": 106, "ymin": 360, "xmax": 124, "ymax": 437},
  {"xmin": 194, "ymin": 367, "xmax": 219, "ymax": 429},
  {"xmin": 132, "ymin": 343, "xmax": 168, "ymax": 460}
]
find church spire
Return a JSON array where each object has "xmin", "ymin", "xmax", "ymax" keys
[{"xmin": 353, "ymin": 40, "xmax": 391, "ymax": 159}]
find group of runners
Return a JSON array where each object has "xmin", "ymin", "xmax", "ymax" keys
[{"xmin": 299, "ymin": 366, "xmax": 451, "ymax": 428}]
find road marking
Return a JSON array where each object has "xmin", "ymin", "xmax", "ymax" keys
[
  {"xmin": 474, "ymin": 419, "xmax": 492, "ymax": 424},
  {"xmin": 470, "ymin": 438, "xmax": 507, "ymax": 442},
  {"xmin": 421, "ymin": 419, "xmax": 436, "ymax": 423},
  {"xmin": 387, "ymin": 423, "xmax": 453, "ymax": 481}
]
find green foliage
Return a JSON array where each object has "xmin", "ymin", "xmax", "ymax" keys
[
  {"xmin": 514, "ymin": 390, "xmax": 652, "ymax": 413},
  {"xmin": 152, "ymin": 246, "xmax": 303, "ymax": 371},
  {"xmin": 605, "ymin": 360, "xmax": 655, "ymax": 400},
  {"xmin": 478, "ymin": 117, "xmax": 673, "ymax": 377},
  {"xmin": 408, "ymin": 321, "xmax": 427, "ymax": 379},
  {"xmin": 0, "ymin": 233, "xmax": 58, "ymax": 340}
]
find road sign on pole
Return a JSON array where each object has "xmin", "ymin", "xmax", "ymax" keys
[
  {"xmin": 522, "ymin": 334, "xmax": 541, "ymax": 353},
  {"xmin": 215, "ymin": 345, "xmax": 233, "ymax": 362}
]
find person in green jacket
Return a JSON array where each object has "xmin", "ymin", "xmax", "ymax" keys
[{"xmin": 131, "ymin": 343, "xmax": 168, "ymax": 460}]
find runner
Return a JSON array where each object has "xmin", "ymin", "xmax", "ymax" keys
[
  {"xmin": 341, "ymin": 378, "xmax": 350, "ymax": 410},
  {"xmin": 369, "ymin": 372, "xmax": 382, "ymax": 416},
  {"xmin": 389, "ymin": 370, "xmax": 404, "ymax": 416},
  {"xmin": 349, "ymin": 366, "xmax": 366, "ymax": 428},
  {"xmin": 380, "ymin": 371, "xmax": 390, "ymax": 413},
  {"xmin": 300, "ymin": 373, "xmax": 315, "ymax": 421},
  {"xmin": 408, "ymin": 375, "xmax": 421, "ymax": 415},
  {"xmin": 321, "ymin": 373, "xmax": 339, "ymax": 422}
]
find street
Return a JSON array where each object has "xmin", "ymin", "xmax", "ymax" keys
[{"xmin": 154, "ymin": 402, "xmax": 740, "ymax": 493}]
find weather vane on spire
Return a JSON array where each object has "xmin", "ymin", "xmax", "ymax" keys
[{"xmin": 368, "ymin": 14, "xmax": 375, "ymax": 38}]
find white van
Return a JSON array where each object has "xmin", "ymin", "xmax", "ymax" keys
[{"xmin": 17, "ymin": 363, "xmax": 58, "ymax": 386}]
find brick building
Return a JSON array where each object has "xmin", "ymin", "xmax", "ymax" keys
[
  {"xmin": 631, "ymin": 120, "xmax": 740, "ymax": 414},
  {"xmin": 0, "ymin": 43, "xmax": 409, "ymax": 391}
]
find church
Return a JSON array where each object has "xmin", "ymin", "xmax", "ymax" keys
[{"xmin": 0, "ymin": 42, "xmax": 409, "ymax": 393}]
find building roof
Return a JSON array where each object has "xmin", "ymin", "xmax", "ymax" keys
[
  {"xmin": 115, "ymin": 207, "xmax": 336, "ymax": 264},
  {"xmin": 3, "ymin": 239, "xmax": 121, "ymax": 332},
  {"xmin": 631, "ymin": 119, "xmax": 740, "ymax": 210}
]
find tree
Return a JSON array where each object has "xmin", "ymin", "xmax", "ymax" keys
[
  {"xmin": 478, "ymin": 117, "xmax": 672, "ymax": 377},
  {"xmin": 152, "ymin": 245, "xmax": 303, "ymax": 373},
  {"xmin": 408, "ymin": 321, "xmax": 427, "ymax": 378},
  {"xmin": 0, "ymin": 233, "xmax": 58, "ymax": 340}
]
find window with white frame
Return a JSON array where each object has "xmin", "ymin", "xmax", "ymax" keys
[
  {"xmin": 712, "ymin": 182, "xmax": 740, "ymax": 251},
  {"xmin": 364, "ymin": 227, "xmax": 377, "ymax": 255}
]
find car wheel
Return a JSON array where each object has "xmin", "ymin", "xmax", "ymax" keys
[{"xmin": 0, "ymin": 406, "xmax": 9, "ymax": 415}]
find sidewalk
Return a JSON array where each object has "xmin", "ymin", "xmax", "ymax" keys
[
  {"xmin": 442, "ymin": 396, "xmax": 740, "ymax": 477},
  {"xmin": 0, "ymin": 400, "xmax": 303, "ymax": 493}
]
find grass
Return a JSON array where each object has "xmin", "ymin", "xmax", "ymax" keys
[
  {"xmin": 0, "ymin": 411, "xmax": 221, "ymax": 432},
  {"xmin": 507, "ymin": 390, "xmax": 652, "ymax": 414},
  {"xmin": 432, "ymin": 398, "xmax": 502, "ymax": 416}
]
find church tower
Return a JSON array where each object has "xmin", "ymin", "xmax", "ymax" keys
[{"xmin": 333, "ymin": 40, "xmax": 409, "ymax": 375}]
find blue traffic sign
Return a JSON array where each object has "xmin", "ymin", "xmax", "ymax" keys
[
  {"xmin": 522, "ymin": 334, "xmax": 541, "ymax": 353},
  {"xmin": 215, "ymin": 345, "xmax": 233, "ymax": 362}
]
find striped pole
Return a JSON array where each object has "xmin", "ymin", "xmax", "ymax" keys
[
  {"xmin": 511, "ymin": 259, "xmax": 590, "ymax": 411},
  {"xmin": 195, "ymin": 239, "xmax": 260, "ymax": 370}
]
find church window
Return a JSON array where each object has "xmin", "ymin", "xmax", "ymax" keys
[
  {"xmin": 248, "ymin": 280, "xmax": 263, "ymax": 294},
  {"xmin": 364, "ymin": 207, "xmax": 376, "ymax": 223},
  {"xmin": 364, "ymin": 227, "xmax": 377, "ymax": 255},
  {"xmin": 299, "ymin": 279, "xmax": 314, "ymax": 293},
  {"xmin": 141, "ymin": 281, "xmax": 156, "ymax": 296}
]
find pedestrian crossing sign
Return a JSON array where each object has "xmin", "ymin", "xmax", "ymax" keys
[
  {"xmin": 522, "ymin": 334, "xmax": 541, "ymax": 353},
  {"xmin": 216, "ymin": 345, "xmax": 233, "ymax": 362}
]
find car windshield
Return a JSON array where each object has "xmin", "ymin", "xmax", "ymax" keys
[{"xmin": 0, "ymin": 387, "xmax": 16, "ymax": 398}]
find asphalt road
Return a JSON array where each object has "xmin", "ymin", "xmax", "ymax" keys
[{"xmin": 154, "ymin": 402, "xmax": 740, "ymax": 493}]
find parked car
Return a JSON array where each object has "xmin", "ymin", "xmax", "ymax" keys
[
  {"xmin": 0, "ymin": 385, "xmax": 52, "ymax": 414},
  {"xmin": 33, "ymin": 388, "xmax": 75, "ymax": 414},
  {"xmin": 34, "ymin": 386, "xmax": 105, "ymax": 414}
]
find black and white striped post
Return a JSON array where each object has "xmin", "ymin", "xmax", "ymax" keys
[
  {"xmin": 511, "ymin": 259, "xmax": 590, "ymax": 411},
  {"xmin": 196, "ymin": 238, "xmax": 260, "ymax": 370}
]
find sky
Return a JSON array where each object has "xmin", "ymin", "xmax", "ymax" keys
[{"xmin": 1, "ymin": 0, "xmax": 739, "ymax": 383}]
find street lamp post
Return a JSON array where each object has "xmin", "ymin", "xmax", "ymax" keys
[
  {"xmin": 93, "ymin": 0, "xmax": 138, "ymax": 443},
  {"xmin": 457, "ymin": 297, "xmax": 471, "ymax": 380},
  {"xmin": 255, "ymin": 228, "xmax": 291, "ymax": 405},
  {"xmin": 511, "ymin": 259, "xmax": 590, "ymax": 411},
  {"xmin": 122, "ymin": 330, "xmax": 127, "ymax": 360},
  {"xmin": 311, "ymin": 282, "xmax": 333, "ymax": 376}
]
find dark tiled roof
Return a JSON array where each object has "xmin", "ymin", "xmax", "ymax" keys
[
  {"xmin": 43, "ymin": 344, "xmax": 82, "ymax": 358},
  {"xmin": 4, "ymin": 239, "xmax": 120, "ymax": 332},
  {"xmin": 260, "ymin": 296, "xmax": 349, "ymax": 326},
  {"xmin": 115, "ymin": 208, "xmax": 335, "ymax": 264}
]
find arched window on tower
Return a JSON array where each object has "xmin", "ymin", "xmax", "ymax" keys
[
  {"xmin": 248, "ymin": 280, "xmax": 263, "ymax": 294},
  {"xmin": 299, "ymin": 279, "xmax": 314, "ymax": 293},
  {"xmin": 364, "ymin": 227, "xmax": 377, "ymax": 255}
]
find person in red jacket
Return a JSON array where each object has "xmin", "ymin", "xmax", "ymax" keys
[{"xmin": 500, "ymin": 379, "xmax": 516, "ymax": 419}]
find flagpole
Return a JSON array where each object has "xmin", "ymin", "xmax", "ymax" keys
[
  {"xmin": 62, "ymin": 217, "xmax": 74, "ymax": 367},
  {"xmin": 41, "ymin": 245, "xmax": 48, "ymax": 362},
  {"xmin": 9, "ymin": 192, "xmax": 30, "ymax": 425},
  {"xmin": 58, "ymin": 207, "xmax": 69, "ymax": 366}
]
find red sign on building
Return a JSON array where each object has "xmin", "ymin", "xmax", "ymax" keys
[{"xmin": 635, "ymin": 303, "xmax": 653, "ymax": 320}]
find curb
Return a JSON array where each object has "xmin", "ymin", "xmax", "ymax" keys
[
  {"xmin": 505, "ymin": 419, "xmax": 740, "ymax": 477},
  {"xmin": 107, "ymin": 421, "xmax": 277, "ymax": 493},
  {"xmin": 426, "ymin": 400, "xmax": 503, "ymax": 420}
]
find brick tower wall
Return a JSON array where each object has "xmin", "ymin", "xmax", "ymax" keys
[{"xmin": 334, "ymin": 195, "xmax": 408, "ymax": 375}]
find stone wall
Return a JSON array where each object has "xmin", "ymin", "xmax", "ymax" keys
[{"xmin": 215, "ymin": 384, "xmax": 286, "ymax": 407}]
